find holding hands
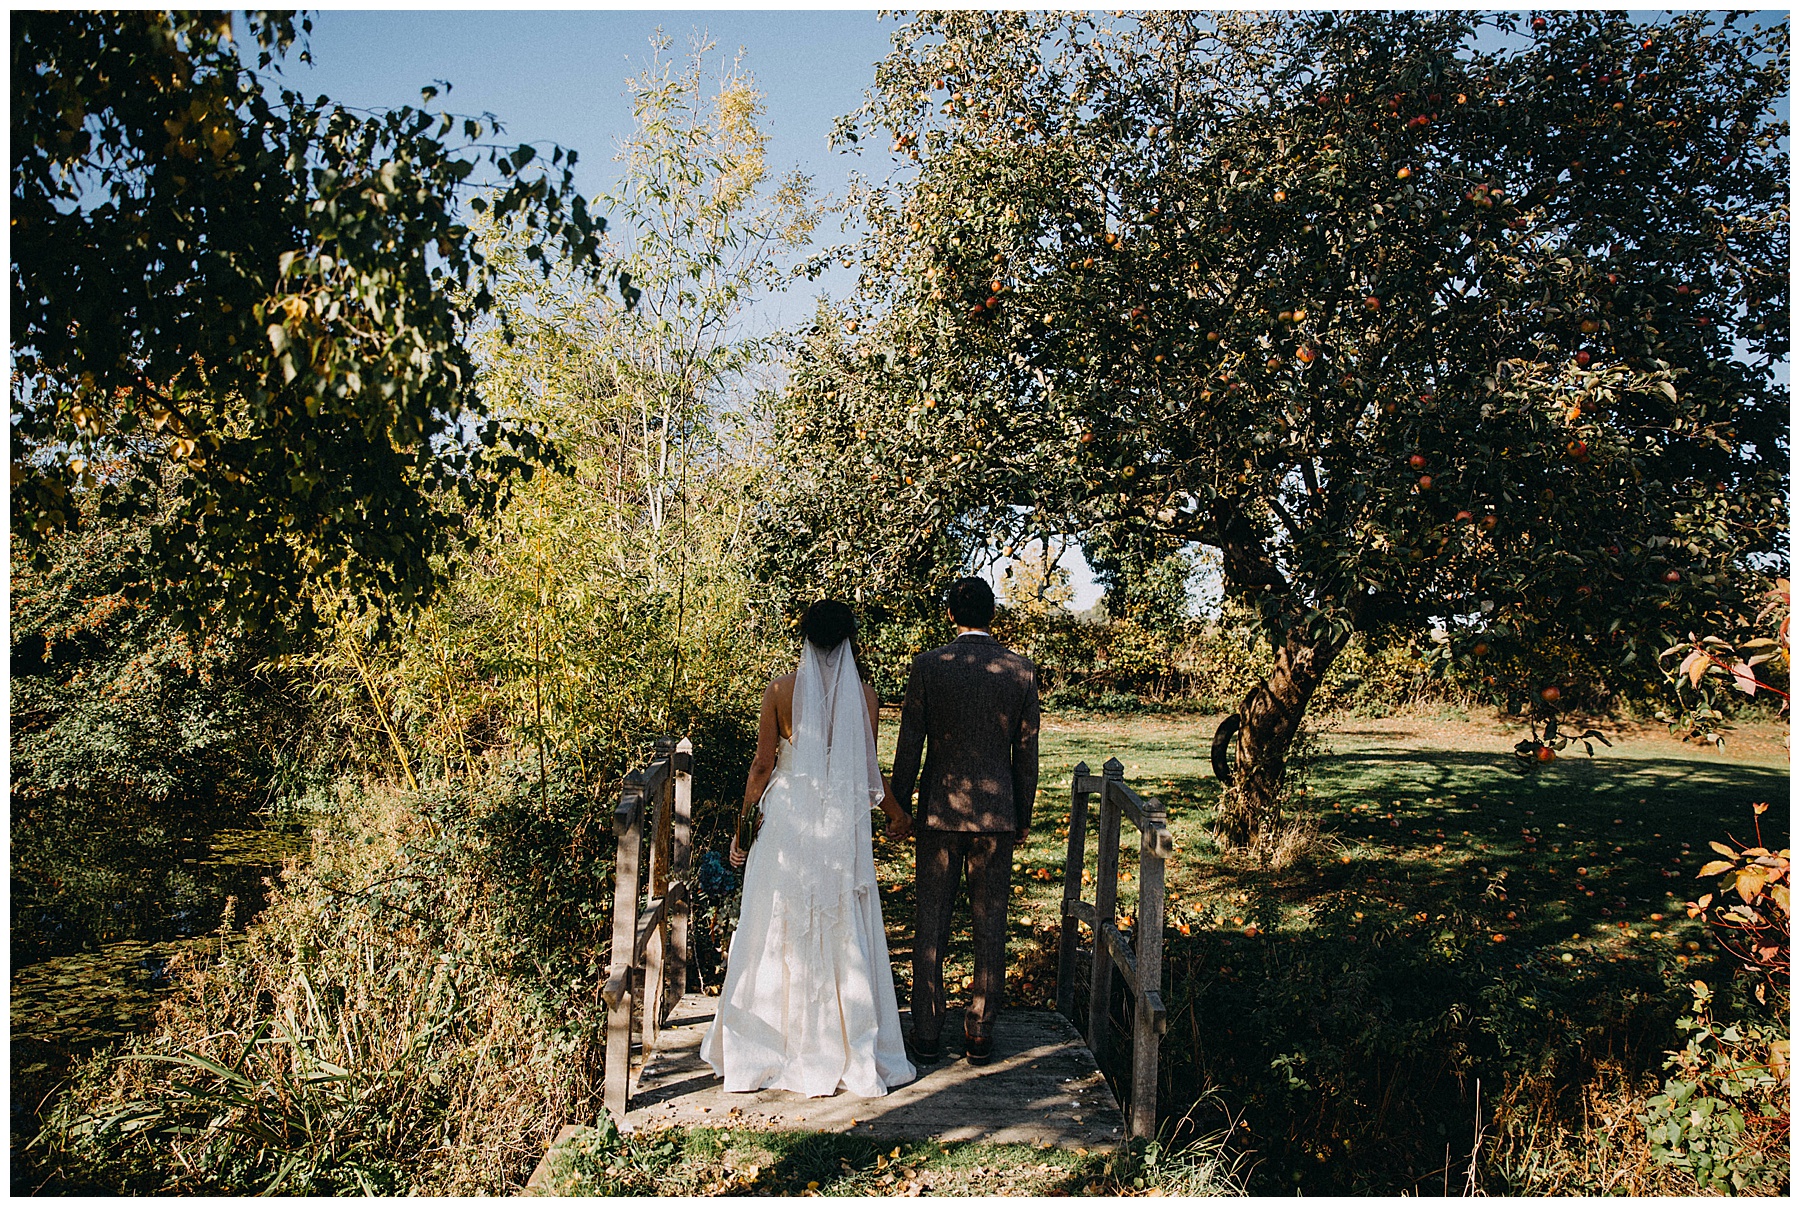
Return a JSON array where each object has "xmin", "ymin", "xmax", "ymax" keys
[
  {"xmin": 884, "ymin": 803, "xmax": 914, "ymax": 842},
  {"xmin": 881, "ymin": 780, "xmax": 913, "ymax": 842}
]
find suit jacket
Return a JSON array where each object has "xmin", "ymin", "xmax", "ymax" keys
[{"xmin": 890, "ymin": 633, "xmax": 1041, "ymax": 834}]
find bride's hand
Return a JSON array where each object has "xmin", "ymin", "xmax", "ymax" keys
[
  {"xmin": 729, "ymin": 834, "xmax": 748, "ymax": 868},
  {"xmin": 884, "ymin": 811, "xmax": 913, "ymax": 841}
]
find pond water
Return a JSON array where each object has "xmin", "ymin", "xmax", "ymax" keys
[{"xmin": 10, "ymin": 814, "xmax": 313, "ymax": 1178}]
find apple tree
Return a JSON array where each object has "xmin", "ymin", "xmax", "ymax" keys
[
  {"xmin": 12, "ymin": 11, "xmax": 622, "ymax": 639},
  {"xmin": 764, "ymin": 10, "xmax": 1788, "ymax": 847}
]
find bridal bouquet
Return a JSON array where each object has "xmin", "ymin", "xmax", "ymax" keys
[{"xmin": 692, "ymin": 849, "xmax": 741, "ymax": 988}]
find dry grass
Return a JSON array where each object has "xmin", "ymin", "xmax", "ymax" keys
[
  {"xmin": 1259, "ymin": 810, "xmax": 1324, "ymax": 871},
  {"xmin": 1482, "ymin": 1063, "xmax": 1735, "ymax": 1196},
  {"xmin": 533, "ymin": 1119, "xmax": 1249, "ymax": 1197},
  {"xmin": 31, "ymin": 786, "xmax": 600, "ymax": 1195}
]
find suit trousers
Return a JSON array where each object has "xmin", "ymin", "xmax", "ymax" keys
[{"xmin": 911, "ymin": 827, "xmax": 1015, "ymax": 1046}]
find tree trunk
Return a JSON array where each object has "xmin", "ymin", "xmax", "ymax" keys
[{"xmin": 1214, "ymin": 624, "xmax": 1348, "ymax": 850}]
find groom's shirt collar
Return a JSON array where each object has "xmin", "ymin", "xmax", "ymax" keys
[{"xmin": 954, "ymin": 629, "xmax": 992, "ymax": 639}]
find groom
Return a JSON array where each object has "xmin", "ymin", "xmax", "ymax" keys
[{"xmin": 890, "ymin": 576, "xmax": 1040, "ymax": 1066}]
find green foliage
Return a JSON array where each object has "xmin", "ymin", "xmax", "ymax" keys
[
  {"xmin": 21, "ymin": 31, "xmax": 805, "ymax": 1193},
  {"xmin": 289, "ymin": 35, "xmax": 807, "ymax": 806},
  {"xmin": 12, "ymin": 11, "xmax": 620, "ymax": 637},
  {"xmin": 1479, "ymin": 1063, "xmax": 1701, "ymax": 1194},
  {"xmin": 830, "ymin": 8, "xmax": 1786, "ymax": 644},
  {"xmin": 1011, "ymin": 709, "xmax": 1789, "ymax": 1194},
  {"xmin": 1136, "ymin": 897, "xmax": 1683, "ymax": 1193},
  {"xmin": 1112, "ymin": 545, "xmax": 1204, "ymax": 632},
  {"xmin": 749, "ymin": 299, "xmax": 981, "ymax": 642},
  {"xmin": 10, "ymin": 484, "xmax": 310, "ymax": 960},
  {"xmin": 1658, "ymin": 577, "xmax": 1791, "ymax": 747},
  {"xmin": 763, "ymin": 12, "xmax": 1789, "ymax": 836},
  {"xmin": 996, "ymin": 607, "xmax": 1510, "ymax": 715},
  {"xmin": 542, "ymin": 1115, "xmax": 681, "ymax": 1196},
  {"xmin": 476, "ymin": 30, "xmax": 819, "ymax": 541},
  {"xmin": 300, "ymin": 457, "xmax": 771, "ymax": 796},
  {"xmin": 997, "ymin": 538, "xmax": 1078, "ymax": 617},
  {"xmin": 1688, "ymin": 843, "xmax": 1790, "ymax": 1001},
  {"xmin": 1642, "ymin": 981, "xmax": 1788, "ymax": 1193}
]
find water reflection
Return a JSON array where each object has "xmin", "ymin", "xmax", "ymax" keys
[
  {"xmin": 13, "ymin": 817, "xmax": 311, "ymax": 964},
  {"xmin": 10, "ymin": 815, "xmax": 314, "ymax": 1174}
]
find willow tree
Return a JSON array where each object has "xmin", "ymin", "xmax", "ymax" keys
[{"xmin": 767, "ymin": 10, "xmax": 1788, "ymax": 847}]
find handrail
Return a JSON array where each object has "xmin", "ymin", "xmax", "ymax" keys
[
  {"xmin": 1056, "ymin": 756, "xmax": 1170, "ymax": 1139},
  {"xmin": 601, "ymin": 735, "xmax": 693, "ymax": 1126}
]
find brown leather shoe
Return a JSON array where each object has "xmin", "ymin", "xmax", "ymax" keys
[
  {"xmin": 904, "ymin": 1031, "xmax": 941, "ymax": 1065},
  {"xmin": 964, "ymin": 1032, "xmax": 995, "ymax": 1066}
]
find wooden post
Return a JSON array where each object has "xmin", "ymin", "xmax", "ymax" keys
[
  {"xmin": 641, "ymin": 739, "xmax": 675, "ymax": 1060},
  {"xmin": 649, "ymin": 737, "xmax": 674, "ymax": 901},
  {"xmin": 665, "ymin": 737, "xmax": 694, "ymax": 1025},
  {"xmin": 603, "ymin": 770, "xmax": 645, "ymax": 1125},
  {"xmin": 1058, "ymin": 753, "xmax": 1173, "ymax": 1139},
  {"xmin": 1086, "ymin": 757, "xmax": 1125, "ymax": 1062},
  {"xmin": 1131, "ymin": 800, "xmax": 1170, "ymax": 1139},
  {"xmin": 641, "ymin": 922, "xmax": 664, "ymax": 1060},
  {"xmin": 1057, "ymin": 761, "xmax": 1093, "ymax": 1017}
]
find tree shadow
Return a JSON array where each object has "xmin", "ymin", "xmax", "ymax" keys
[{"xmin": 1028, "ymin": 741, "xmax": 1789, "ymax": 1194}]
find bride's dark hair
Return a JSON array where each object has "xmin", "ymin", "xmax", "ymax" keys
[{"xmin": 800, "ymin": 599, "xmax": 857, "ymax": 651}]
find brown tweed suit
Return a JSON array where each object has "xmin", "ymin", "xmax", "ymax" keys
[{"xmin": 890, "ymin": 632, "xmax": 1040, "ymax": 1046}]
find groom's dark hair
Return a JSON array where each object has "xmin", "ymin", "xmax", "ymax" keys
[
  {"xmin": 947, "ymin": 576, "xmax": 995, "ymax": 628},
  {"xmin": 801, "ymin": 599, "xmax": 857, "ymax": 650}
]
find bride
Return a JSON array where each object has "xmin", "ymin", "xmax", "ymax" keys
[{"xmin": 700, "ymin": 600, "xmax": 917, "ymax": 1097}]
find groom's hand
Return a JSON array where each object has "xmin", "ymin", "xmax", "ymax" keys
[{"xmin": 885, "ymin": 812, "xmax": 914, "ymax": 841}]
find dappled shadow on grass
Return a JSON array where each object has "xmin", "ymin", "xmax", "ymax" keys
[
  {"xmin": 870, "ymin": 727, "xmax": 1788, "ymax": 1194},
  {"xmin": 749, "ymin": 1128, "xmax": 1102, "ymax": 1197},
  {"xmin": 1043, "ymin": 744, "xmax": 1787, "ymax": 1195}
]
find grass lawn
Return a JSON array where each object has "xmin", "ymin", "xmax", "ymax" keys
[
  {"xmin": 865, "ymin": 705, "xmax": 1788, "ymax": 1194},
  {"xmin": 876, "ymin": 707, "xmax": 1787, "ymax": 1010},
  {"xmin": 536, "ymin": 1126, "xmax": 1181, "ymax": 1197}
]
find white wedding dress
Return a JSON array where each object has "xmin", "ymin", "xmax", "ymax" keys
[{"xmin": 699, "ymin": 641, "xmax": 915, "ymax": 1097}]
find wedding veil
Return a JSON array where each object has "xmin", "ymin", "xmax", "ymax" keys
[{"xmin": 766, "ymin": 637, "xmax": 882, "ymax": 894}]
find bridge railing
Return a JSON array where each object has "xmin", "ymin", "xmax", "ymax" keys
[
  {"xmin": 1055, "ymin": 756, "xmax": 1171, "ymax": 1139},
  {"xmin": 600, "ymin": 735, "xmax": 693, "ymax": 1124}
]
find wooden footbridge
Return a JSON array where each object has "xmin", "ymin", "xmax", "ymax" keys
[{"xmin": 527, "ymin": 740, "xmax": 1172, "ymax": 1190}]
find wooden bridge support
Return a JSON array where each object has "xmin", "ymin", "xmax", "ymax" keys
[
  {"xmin": 601, "ymin": 736, "xmax": 692, "ymax": 1125},
  {"xmin": 596, "ymin": 736, "xmax": 1167, "ymax": 1140},
  {"xmin": 1056, "ymin": 757, "xmax": 1171, "ymax": 1139}
]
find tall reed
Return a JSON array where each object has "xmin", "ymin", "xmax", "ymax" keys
[{"xmin": 31, "ymin": 781, "xmax": 605, "ymax": 1195}]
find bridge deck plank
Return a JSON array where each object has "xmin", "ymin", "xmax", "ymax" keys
[{"xmin": 622, "ymin": 993, "xmax": 1125, "ymax": 1150}]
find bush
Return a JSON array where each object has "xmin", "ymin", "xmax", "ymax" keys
[
  {"xmin": 980, "ymin": 596, "xmax": 1737, "ymax": 722},
  {"xmin": 11, "ymin": 489, "xmax": 313, "ymax": 962},
  {"xmin": 997, "ymin": 610, "xmax": 1266, "ymax": 711},
  {"xmin": 1480, "ymin": 1063, "xmax": 1701, "ymax": 1194},
  {"xmin": 1642, "ymin": 982, "xmax": 1788, "ymax": 1193},
  {"xmin": 996, "ymin": 608, "xmax": 1489, "ymax": 717},
  {"xmin": 24, "ymin": 614, "xmax": 766, "ymax": 1196}
]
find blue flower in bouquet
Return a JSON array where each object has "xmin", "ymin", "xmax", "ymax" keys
[{"xmin": 698, "ymin": 850, "xmax": 739, "ymax": 899}]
